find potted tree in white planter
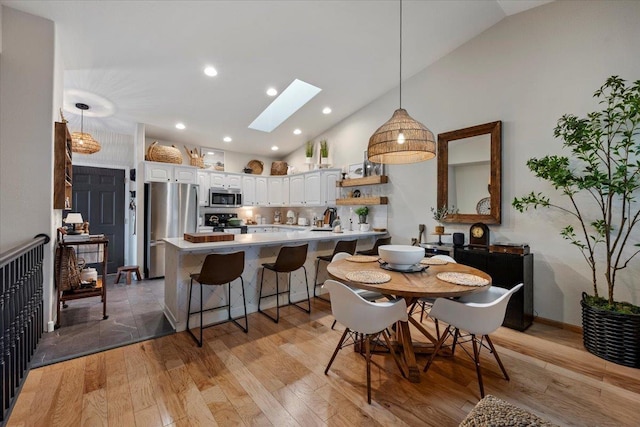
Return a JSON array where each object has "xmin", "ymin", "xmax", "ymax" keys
[{"xmin": 513, "ymin": 76, "xmax": 640, "ymax": 367}]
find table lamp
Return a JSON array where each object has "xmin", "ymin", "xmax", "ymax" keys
[{"xmin": 64, "ymin": 213, "xmax": 84, "ymax": 234}]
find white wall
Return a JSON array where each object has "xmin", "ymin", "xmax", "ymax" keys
[
  {"xmin": 287, "ymin": 0, "xmax": 640, "ymax": 326},
  {"xmin": 0, "ymin": 6, "xmax": 61, "ymax": 327}
]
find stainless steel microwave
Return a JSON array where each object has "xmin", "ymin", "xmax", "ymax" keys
[{"xmin": 209, "ymin": 188, "xmax": 242, "ymax": 207}]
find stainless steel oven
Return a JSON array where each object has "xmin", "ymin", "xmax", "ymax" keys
[{"xmin": 209, "ymin": 187, "xmax": 242, "ymax": 207}]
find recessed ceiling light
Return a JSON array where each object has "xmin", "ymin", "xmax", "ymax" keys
[
  {"xmin": 204, "ymin": 66, "xmax": 218, "ymax": 77},
  {"xmin": 323, "ymin": 107, "xmax": 332, "ymax": 114},
  {"xmin": 223, "ymin": 136, "xmax": 232, "ymax": 142},
  {"xmin": 175, "ymin": 123, "xmax": 186, "ymax": 130},
  {"xmin": 249, "ymin": 79, "xmax": 322, "ymax": 133},
  {"xmin": 293, "ymin": 129, "xmax": 302, "ymax": 135},
  {"xmin": 271, "ymin": 146, "xmax": 279, "ymax": 151},
  {"xmin": 266, "ymin": 88, "xmax": 278, "ymax": 97}
]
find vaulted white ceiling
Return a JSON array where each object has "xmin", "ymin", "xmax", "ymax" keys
[{"xmin": 2, "ymin": 0, "xmax": 551, "ymax": 156}]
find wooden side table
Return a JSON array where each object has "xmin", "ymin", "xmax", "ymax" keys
[{"xmin": 55, "ymin": 234, "xmax": 109, "ymax": 328}]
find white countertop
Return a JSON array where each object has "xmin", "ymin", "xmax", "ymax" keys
[{"xmin": 164, "ymin": 229, "xmax": 385, "ymax": 252}]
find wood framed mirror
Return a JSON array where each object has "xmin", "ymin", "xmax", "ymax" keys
[{"xmin": 437, "ymin": 121, "xmax": 501, "ymax": 224}]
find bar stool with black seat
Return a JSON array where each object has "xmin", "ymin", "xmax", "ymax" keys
[
  {"xmin": 313, "ymin": 239, "xmax": 358, "ymax": 301},
  {"xmin": 356, "ymin": 236, "xmax": 391, "ymax": 256},
  {"xmin": 187, "ymin": 251, "xmax": 248, "ymax": 347},
  {"xmin": 258, "ymin": 244, "xmax": 311, "ymax": 323}
]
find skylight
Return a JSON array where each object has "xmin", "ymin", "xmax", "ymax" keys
[{"xmin": 249, "ymin": 79, "xmax": 321, "ymax": 133}]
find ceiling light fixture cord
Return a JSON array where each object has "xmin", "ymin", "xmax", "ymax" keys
[{"xmin": 399, "ymin": 0, "xmax": 402, "ymax": 109}]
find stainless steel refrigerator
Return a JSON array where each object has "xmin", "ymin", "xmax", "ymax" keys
[{"xmin": 144, "ymin": 182, "xmax": 199, "ymax": 278}]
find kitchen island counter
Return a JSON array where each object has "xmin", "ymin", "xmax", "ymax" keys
[
  {"xmin": 163, "ymin": 229, "xmax": 386, "ymax": 332},
  {"xmin": 163, "ymin": 229, "xmax": 383, "ymax": 252}
]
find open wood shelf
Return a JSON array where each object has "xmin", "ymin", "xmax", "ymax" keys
[
  {"xmin": 336, "ymin": 196, "xmax": 388, "ymax": 205},
  {"xmin": 54, "ymin": 122, "xmax": 73, "ymax": 210},
  {"xmin": 338, "ymin": 175, "xmax": 388, "ymax": 187}
]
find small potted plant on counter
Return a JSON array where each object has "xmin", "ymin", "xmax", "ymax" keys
[
  {"xmin": 431, "ymin": 205, "xmax": 457, "ymax": 233},
  {"xmin": 355, "ymin": 206, "xmax": 369, "ymax": 225},
  {"xmin": 512, "ymin": 76, "xmax": 640, "ymax": 368}
]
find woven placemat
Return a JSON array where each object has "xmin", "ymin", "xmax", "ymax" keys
[
  {"xmin": 420, "ymin": 257, "xmax": 448, "ymax": 265},
  {"xmin": 437, "ymin": 272, "xmax": 489, "ymax": 286},
  {"xmin": 346, "ymin": 255, "xmax": 379, "ymax": 263},
  {"xmin": 346, "ymin": 271, "xmax": 391, "ymax": 284}
]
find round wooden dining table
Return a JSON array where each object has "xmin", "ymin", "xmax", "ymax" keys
[{"xmin": 327, "ymin": 258, "xmax": 491, "ymax": 383}]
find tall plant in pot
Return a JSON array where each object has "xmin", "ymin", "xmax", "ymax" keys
[
  {"xmin": 305, "ymin": 140, "xmax": 314, "ymax": 164},
  {"xmin": 512, "ymin": 76, "xmax": 640, "ymax": 367},
  {"xmin": 320, "ymin": 139, "xmax": 329, "ymax": 164}
]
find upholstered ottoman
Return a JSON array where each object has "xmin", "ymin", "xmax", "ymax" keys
[{"xmin": 459, "ymin": 395, "xmax": 557, "ymax": 427}]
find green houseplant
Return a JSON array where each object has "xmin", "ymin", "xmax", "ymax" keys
[
  {"xmin": 355, "ymin": 206, "xmax": 369, "ymax": 224},
  {"xmin": 320, "ymin": 139, "xmax": 329, "ymax": 161},
  {"xmin": 305, "ymin": 140, "xmax": 314, "ymax": 164},
  {"xmin": 512, "ymin": 76, "xmax": 640, "ymax": 367}
]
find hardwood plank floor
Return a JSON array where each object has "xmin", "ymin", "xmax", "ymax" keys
[{"xmin": 8, "ymin": 299, "xmax": 640, "ymax": 426}]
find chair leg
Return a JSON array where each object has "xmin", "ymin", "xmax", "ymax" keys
[
  {"xmin": 187, "ymin": 279, "xmax": 202, "ymax": 347},
  {"xmin": 199, "ymin": 280, "xmax": 204, "ymax": 346},
  {"xmin": 289, "ymin": 266, "xmax": 311, "ymax": 314},
  {"xmin": 471, "ymin": 334, "xmax": 485, "ymax": 398},
  {"xmin": 451, "ymin": 328, "xmax": 459, "ymax": 355},
  {"xmin": 420, "ymin": 302, "xmax": 426, "ymax": 323},
  {"xmin": 423, "ymin": 325, "xmax": 453, "ymax": 373},
  {"xmin": 325, "ymin": 328, "xmax": 349, "ymax": 374},
  {"xmin": 313, "ymin": 260, "xmax": 330, "ymax": 302},
  {"xmin": 229, "ymin": 278, "xmax": 248, "ymax": 333},
  {"xmin": 331, "ymin": 319, "xmax": 337, "ymax": 330},
  {"xmin": 485, "ymin": 335, "xmax": 509, "ymax": 381},
  {"xmin": 258, "ymin": 268, "xmax": 280, "ymax": 323},
  {"xmin": 365, "ymin": 335, "xmax": 372, "ymax": 404}
]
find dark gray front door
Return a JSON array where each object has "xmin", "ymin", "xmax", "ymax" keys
[{"xmin": 69, "ymin": 166, "xmax": 125, "ymax": 274}]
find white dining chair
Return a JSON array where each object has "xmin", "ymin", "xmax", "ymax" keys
[
  {"xmin": 323, "ymin": 279, "xmax": 407, "ymax": 404},
  {"xmin": 329, "ymin": 253, "xmax": 384, "ymax": 330},
  {"xmin": 423, "ymin": 283, "xmax": 524, "ymax": 398}
]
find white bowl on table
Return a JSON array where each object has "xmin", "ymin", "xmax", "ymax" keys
[{"xmin": 378, "ymin": 245, "xmax": 425, "ymax": 270}]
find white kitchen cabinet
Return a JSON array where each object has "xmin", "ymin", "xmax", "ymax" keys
[
  {"xmin": 282, "ymin": 177, "xmax": 290, "ymax": 206},
  {"xmin": 144, "ymin": 162, "xmax": 197, "ymax": 183},
  {"xmin": 226, "ymin": 174, "xmax": 242, "ymax": 189},
  {"xmin": 249, "ymin": 227, "xmax": 273, "ymax": 233},
  {"xmin": 269, "ymin": 177, "xmax": 284, "ymax": 206},
  {"xmin": 305, "ymin": 172, "xmax": 322, "ymax": 206},
  {"xmin": 197, "ymin": 171, "xmax": 210, "ymax": 206},
  {"xmin": 321, "ymin": 169, "xmax": 340, "ymax": 205},
  {"xmin": 242, "ymin": 175, "xmax": 256, "ymax": 206},
  {"xmin": 210, "ymin": 172, "xmax": 242, "ymax": 189},
  {"xmin": 209, "ymin": 172, "xmax": 225, "ymax": 188},
  {"xmin": 173, "ymin": 166, "xmax": 198, "ymax": 183},
  {"xmin": 255, "ymin": 177, "xmax": 268, "ymax": 206},
  {"xmin": 289, "ymin": 174, "xmax": 305, "ymax": 206}
]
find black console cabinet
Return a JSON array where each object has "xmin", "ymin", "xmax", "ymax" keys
[{"xmin": 454, "ymin": 247, "xmax": 534, "ymax": 331}]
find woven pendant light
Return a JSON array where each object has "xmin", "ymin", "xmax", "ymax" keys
[
  {"xmin": 71, "ymin": 103, "xmax": 101, "ymax": 154},
  {"xmin": 368, "ymin": 0, "xmax": 435, "ymax": 164}
]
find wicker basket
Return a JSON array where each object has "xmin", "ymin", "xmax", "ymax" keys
[
  {"xmin": 581, "ymin": 292, "xmax": 640, "ymax": 368},
  {"xmin": 271, "ymin": 161, "xmax": 288, "ymax": 175},
  {"xmin": 247, "ymin": 159, "xmax": 264, "ymax": 174},
  {"xmin": 189, "ymin": 157, "xmax": 204, "ymax": 168},
  {"xmin": 146, "ymin": 141, "xmax": 183, "ymax": 164},
  {"xmin": 55, "ymin": 245, "xmax": 82, "ymax": 291}
]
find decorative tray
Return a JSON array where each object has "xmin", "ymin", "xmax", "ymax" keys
[
  {"xmin": 379, "ymin": 262, "xmax": 428, "ymax": 273},
  {"xmin": 345, "ymin": 270, "xmax": 391, "ymax": 284},
  {"xmin": 436, "ymin": 272, "xmax": 489, "ymax": 286}
]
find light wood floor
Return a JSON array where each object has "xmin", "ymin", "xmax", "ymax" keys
[{"xmin": 8, "ymin": 299, "xmax": 640, "ymax": 426}]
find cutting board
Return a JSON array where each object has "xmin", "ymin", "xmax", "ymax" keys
[{"xmin": 184, "ymin": 232, "xmax": 235, "ymax": 243}]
